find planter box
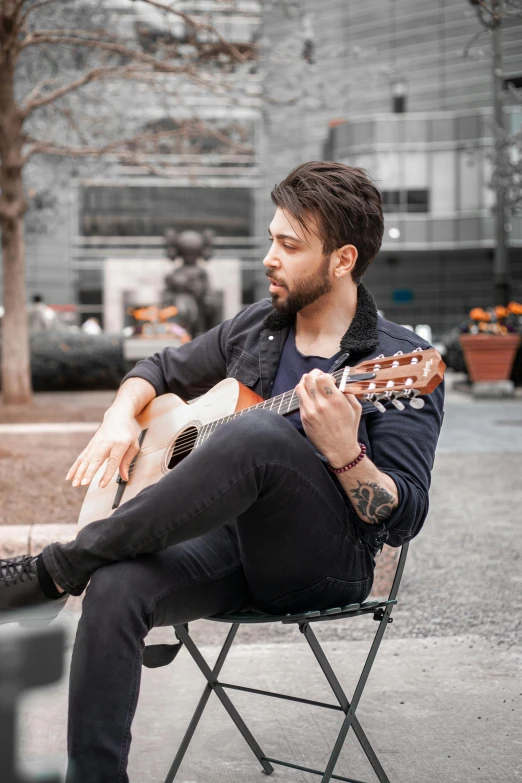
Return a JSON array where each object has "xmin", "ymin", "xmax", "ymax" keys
[{"xmin": 459, "ymin": 333, "xmax": 522, "ymax": 382}]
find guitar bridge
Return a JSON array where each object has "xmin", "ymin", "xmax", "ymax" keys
[{"xmin": 112, "ymin": 428, "xmax": 148, "ymax": 510}]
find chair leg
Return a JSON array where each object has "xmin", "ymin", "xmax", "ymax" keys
[
  {"xmin": 166, "ymin": 624, "xmax": 274, "ymax": 781},
  {"xmin": 163, "ymin": 623, "xmax": 238, "ymax": 782},
  {"xmin": 302, "ymin": 613, "xmax": 393, "ymax": 783}
]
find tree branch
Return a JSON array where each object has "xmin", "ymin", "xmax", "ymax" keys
[
  {"xmin": 463, "ymin": 27, "xmax": 489, "ymax": 57},
  {"xmin": 22, "ymin": 121, "xmax": 253, "ymax": 163},
  {"xmin": 138, "ymin": 0, "xmax": 248, "ymax": 63},
  {"xmin": 21, "ymin": 75, "xmax": 60, "ymax": 106},
  {"xmin": 19, "ymin": 57, "xmax": 199, "ymax": 117}
]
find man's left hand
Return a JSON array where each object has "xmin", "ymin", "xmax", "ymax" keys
[{"xmin": 296, "ymin": 369, "xmax": 362, "ymax": 468}]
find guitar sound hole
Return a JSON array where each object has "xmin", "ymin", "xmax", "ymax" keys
[{"xmin": 168, "ymin": 426, "xmax": 199, "ymax": 470}]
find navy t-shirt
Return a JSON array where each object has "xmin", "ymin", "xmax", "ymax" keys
[{"xmin": 271, "ymin": 325, "xmax": 341, "ymax": 437}]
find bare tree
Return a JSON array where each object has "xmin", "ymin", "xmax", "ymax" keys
[
  {"xmin": 0, "ymin": 0, "xmax": 256, "ymax": 404},
  {"xmin": 467, "ymin": 0, "xmax": 522, "ymax": 304}
]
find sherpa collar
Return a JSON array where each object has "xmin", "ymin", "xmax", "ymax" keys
[{"xmin": 262, "ymin": 282, "xmax": 379, "ymax": 356}]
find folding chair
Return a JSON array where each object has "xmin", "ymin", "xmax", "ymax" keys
[{"xmin": 143, "ymin": 543, "xmax": 409, "ymax": 783}]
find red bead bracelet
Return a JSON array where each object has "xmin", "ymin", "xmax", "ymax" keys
[{"xmin": 327, "ymin": 443, "xmax": 367, "ymax": 474}]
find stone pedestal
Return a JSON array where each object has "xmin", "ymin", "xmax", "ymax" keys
[
  {"xmin": 472, "ymin": 380, "xmax": 515, "ymax": 398},
  {"xmin": 104, "ymin": 258, "xmax": 242, "ymax": 334}
]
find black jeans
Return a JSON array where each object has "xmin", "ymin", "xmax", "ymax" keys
[{"xmin": 42, "ymin": 411, "xmax": 373, "ymax": 783}]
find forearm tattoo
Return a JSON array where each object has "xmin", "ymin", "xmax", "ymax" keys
[{"xmin": 349, "ymin": 481, "xmax": 396, "ymax": 525}]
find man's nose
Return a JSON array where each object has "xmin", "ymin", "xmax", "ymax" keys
[{"xmin": 263, "ymin": 245, "xmax": 279, "ymax": 268}]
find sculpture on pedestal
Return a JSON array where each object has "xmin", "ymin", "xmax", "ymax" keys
[{"xmin": 162, "ymin": 228, "xmax": 221, "ymax": 337}]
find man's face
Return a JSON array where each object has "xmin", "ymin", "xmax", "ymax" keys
[{"xmin": 263, "ymin": 208, "xmax": 332, "ymax": 314}]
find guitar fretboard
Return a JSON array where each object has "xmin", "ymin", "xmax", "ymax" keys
[{"xmin": 195, "ymin": 367, "xmax": 372, "ymax": 447}]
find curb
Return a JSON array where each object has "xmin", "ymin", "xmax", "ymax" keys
[{"xmin": 0, "ymin": 524, "xmax": 77, "ymax": 559}]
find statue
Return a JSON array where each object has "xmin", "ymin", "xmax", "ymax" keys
[{"xmin": 162, "ymin": 228, "xmax": 220, "ymax": 337}]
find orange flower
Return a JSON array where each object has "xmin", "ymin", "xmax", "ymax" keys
[
  {"xmin": 508, "ymin": 301, "xmax": 522, "ymax": 315},
  {"xmin": 495, "ymin": 306, "xmax": 508, "ymax": 319},
  {"xmin": 470, "ymin": 307, "xmax": 490, "ymax": 322}
]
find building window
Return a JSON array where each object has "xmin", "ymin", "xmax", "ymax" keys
[
  {"xmin": 406, "ymin": 190, "xmax": 429, "ymax": 213},
  {"xmin": 381, "ymin": 189, "xmax": 429, "ymax": 214},
  {"xmin": 80, "ymin": 185, "xmax": 253, "ymax": 237},
  {"xmin": 382, "ymin": 190, "xmax": 401, "ymax": 213},
  {"xmin": 391, "ymin": 79, "xmax": 407, "ymax": 114},
  {"xmin": 504, "ymin": 74, "xmax": 522, "ymax": 90}
]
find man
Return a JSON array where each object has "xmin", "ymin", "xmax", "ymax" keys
[
  {"xmin": 27, "ymin": 293, "xmax": 58, "ymax": 332},
  {"xmin": 0, "ymin": 162, "xmax": 444, "ymax": 782}
]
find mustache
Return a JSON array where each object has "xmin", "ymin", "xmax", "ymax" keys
[{"xmin": 265, "ymin": 271, "xmax": 285, "ymax": 286}]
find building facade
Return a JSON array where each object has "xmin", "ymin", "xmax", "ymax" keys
[
  {"xmin": 260, "ymin": 0, "xmax": 522, "ymax": 334},
  {"xmin": 18, "ymin": 0, "xmax": 262, "ymax": 326}
]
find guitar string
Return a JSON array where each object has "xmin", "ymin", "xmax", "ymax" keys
[
  {"xmin": 123, "ymin": 359, "xmax": 426, "ymax": 470},
  {"xmin": 135, "ymin": 354, "xmax": 424, "ymax": 458},
  {"xmin": 121, "ymin": 378, "xmax": 423, "ymax": 481},
  {"xmin": 133, "ymin": 373, "xmax": 418, "ymax": 459}
]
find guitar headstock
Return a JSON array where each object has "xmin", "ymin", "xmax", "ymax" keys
[{"xmin": 335, "ymin": 348, "xmax": 446, "ymax": 412}]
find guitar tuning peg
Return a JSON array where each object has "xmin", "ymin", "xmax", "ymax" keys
[
  {"xmin": 392, "ymin": 398, "xmax": 405, "ymax": 411},
  {"xmin": 409, "ymin": 397, "xmax": 425, "ymax": 409},
  {"xmin": 373, "ymin": 400, "xmax": 386, "ymax": 413}
]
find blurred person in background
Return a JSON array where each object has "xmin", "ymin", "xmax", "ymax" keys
[
  {"xmin": 27, "ymin": 293, "xmax": 58, "ymax": 333},
  {"xmin": 81, "ymin": 317, "xmax": 103, "ymax": 336}
]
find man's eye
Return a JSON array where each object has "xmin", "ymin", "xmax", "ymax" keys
[{"xmin": 283, "ymin": 244, "xmax": 295, "ymax": 251}]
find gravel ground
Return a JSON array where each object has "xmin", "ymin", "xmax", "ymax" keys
[{"xmin": 0, "ymin": 390, "xmax": 113, "ymax": 424}]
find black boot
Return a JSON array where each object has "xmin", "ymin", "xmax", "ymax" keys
[{"xmin": 0, "ymin": 555, "xmax": 68, "ymax": 626}]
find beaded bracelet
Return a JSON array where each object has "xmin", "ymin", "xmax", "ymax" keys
[{"xmin": 327, "ymin": 443, "xmax": 367, "ymax": 474}]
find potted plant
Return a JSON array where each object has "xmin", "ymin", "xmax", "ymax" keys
[{"xmin": 459, "ymin": 303, "xmax": 522, "ymax": 382}]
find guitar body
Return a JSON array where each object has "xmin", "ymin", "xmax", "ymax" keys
[{"xmin": 78, "ymin": 378, "xmax": 262, "ymax": 530}]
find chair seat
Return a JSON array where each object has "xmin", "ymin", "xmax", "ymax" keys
[{"xmin": 210, "ymin": 598, "xmax": 397, "ymax": 625}]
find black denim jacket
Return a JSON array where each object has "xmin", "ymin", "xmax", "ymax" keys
[{"xmin": 124, "ymin": 283, "xmax": 445, "ymax": 551}]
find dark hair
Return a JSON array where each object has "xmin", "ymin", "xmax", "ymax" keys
[
  {"xmin": 271, "ymin": 161, "xmax": 384, "ymax": 282},
  {"xmin": 32, "ymin": 294, "xmax": 43, "ymax": 303}
]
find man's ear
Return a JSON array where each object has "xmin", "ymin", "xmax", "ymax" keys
[{"xmin": 334, "ymin": 244, "xmax": 358, "ymax": 279}]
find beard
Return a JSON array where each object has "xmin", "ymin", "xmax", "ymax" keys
[{"xmin": 269, "ymin": 255, "xmax": 332, "ymax": 314}]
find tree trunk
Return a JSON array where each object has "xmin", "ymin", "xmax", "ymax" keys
[
  {"xmin": 1, "ymin": 209, "xmax": 32, "ymax": 405},
  {"xmin": 0, "ymin": 4, "xmax": 32, "ymax": 405}
]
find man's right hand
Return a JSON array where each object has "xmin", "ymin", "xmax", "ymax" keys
[{"xmin": 66, "ymin": 411, "xmax": 141, "ymax": 489}]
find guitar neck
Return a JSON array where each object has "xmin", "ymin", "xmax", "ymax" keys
[{"xmin": 196, "ymin": 369, "xmax": 374, "ymax": 445}]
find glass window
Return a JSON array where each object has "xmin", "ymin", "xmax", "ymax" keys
[
  {"xmin": 382, "ymin": 190, "xmax": 401, "ymax": 213},
  {"xmin": 458, "ymin": 217, "xmax": 481, "ymax": 242},
  {"xmin": 352, "ymin": 121, "xmax": 374, "ymax": 146},
  {"xmin": 406, "ymin": 190, "xmax": 429, "ymax": 213},
  {"xmin": 431, "ymin": 218, "xmax": 455, "ymax": 243},
  {"xmin": 457, "ymin": 114, "xmax": 482, "ymax": 141},
  {"xmin": 431, "ymin": 117, "xmax": 454, "ymax": 143},
  {"xmin": 431, "ymin": 151, "xmax": 456, "ymax": 214},
  {"xmin": 374, "ymin": 119, "xmax": 401, "ymax": 144},
  {"xmin": 508, "ymin": 108, "xmax": 522, "ymax": 135},
  {"xmin": 404, "ymin": 219, "xmax": 428, "ymax": 243},
  {"xmin": 404, "ymin": 118, "xmax": 428, "ymax": 144},
  {"xmin": 459, "ymin": 153, "xmax": 481, "ymax": 211},
  {"xmin": 376, "ymin": 152, "xmax": 400, "ymax": 187},
  {"xmin": 403, "ymin": 152, "xmax": 428, "ymax": 189}
]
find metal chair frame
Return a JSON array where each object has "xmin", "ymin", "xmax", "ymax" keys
[{"xmin": 160, "ymin": 543, "xmax": 409, "ymax": 783}]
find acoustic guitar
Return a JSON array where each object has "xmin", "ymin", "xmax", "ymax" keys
[{"xmin": 78, "ymin": 347, "xmax": 445, "ymax": 529}]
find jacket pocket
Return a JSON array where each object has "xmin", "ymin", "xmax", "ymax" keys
[
  {"xmin": 262, "ymin": 575, "xmax": 372, "ymax": 615},
  {"xmin": 227, "ymin": 348, "xmax": 260, "ymax": 388}
]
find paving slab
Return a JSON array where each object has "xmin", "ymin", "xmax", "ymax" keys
[
  {"xmin": 16, "ymin": 626, "xmax": 521, "ymax": 783},
  {"xmin": 0, "ymin": 423, "xmax": 99, "ymax": 434}
]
